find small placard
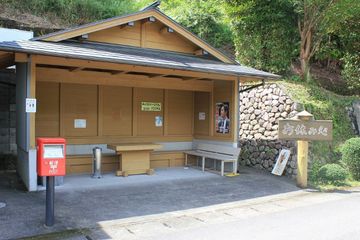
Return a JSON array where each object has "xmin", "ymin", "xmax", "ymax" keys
[
  {"xmin": 43, "ymin": 144, "xmax": 64, "ymax": 159},
  {"xmin": 141, "ymin": 102, "xmax": 161, "ymax": 111},
  {"xmin": 272, "ymin": 149, "xmax": 291, "ymax": 176},
  {"xmin": 199, "ymin": 112, "xmax": 206, "ymax": 120},
  {"xmin": 25, "ymin": 98, "xmax": 36, "ymax": 113},
  {"xmin": 155, "ymin": 116, "xmax": 163, "ymax": 127},
  {"xmin": 74, "ymin": 119, "xmax": 87, "ymax": 128}
]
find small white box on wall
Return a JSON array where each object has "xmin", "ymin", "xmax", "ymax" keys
[{"xmin": 74, "ymin": 119, "xmax": 87, "ymax": 128}]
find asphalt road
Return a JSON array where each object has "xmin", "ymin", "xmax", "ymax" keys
[{"xmin": 146, "ymin": 191, "xmax": 360, "ymax": 240}]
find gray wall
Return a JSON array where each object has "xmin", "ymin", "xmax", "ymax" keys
[{"xmin": 16, "ymin": 62, "xmax": 37, "ymax": 191}]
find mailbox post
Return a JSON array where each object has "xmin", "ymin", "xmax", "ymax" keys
[
  {"xmin": 278, "ymin": 111, "xmax": 332, "ymax": 188},
  {"xmin": 37, "ymin": 138, "xmax": 66, "ymax": 227}
]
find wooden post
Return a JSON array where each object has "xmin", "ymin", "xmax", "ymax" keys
[
  {"xmin": 278, "ymin": 110, "xmax": 332, "ymax": 188},
  {"xmin": 297, "ymin": 140, "xmax": 308, "ymax": 188}
]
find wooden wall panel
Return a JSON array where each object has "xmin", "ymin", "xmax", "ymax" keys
[
  {"xmin": 102, "ymin": 86, "xmax": 132, "ymax": 136},
  {"xmin": 88, "ymin": 24, "xmax": 141, "ymax": 47},
  {"xmin": 66, "ymin": 154, "xmax": 118, "ymax": 174},
  {"xmin": 166, "ymin": 90, "xmax": 193, "ymax": 135},
  {"xmin": 86, "ymin": 20, "xmax": 198, "ymax": 54},
  {"xmin": 135, "ymin": 88, "xmax": 164, "ymax": 136},
  {"xmin": 61, "ymin": 83, "xmax": 98, "ymax": 137},
  {"xmin": 145, "ymin": 21, "xmax": 197, "ymax": 54},
  {"xmin": 36, "ymin": 82, "xmax": 60, "ymax": 137},
  {"xmin": 194, "ymin": 91, "xmax": 210, "ymax": 136},
  {"xmin": 150, "ymin": 151, "xmax": 185, "ymax": 168}
]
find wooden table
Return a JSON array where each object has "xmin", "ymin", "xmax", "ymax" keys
[{"xmin": 107, "ymin": 143, "xmax": 162, "ymax": 177}]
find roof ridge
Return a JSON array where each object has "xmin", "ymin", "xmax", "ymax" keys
[{"xmin": 141, "ymin": 1, "xmax": 161, "ymax": 11}]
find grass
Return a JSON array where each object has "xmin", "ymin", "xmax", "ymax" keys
[{"xmin": 310, "ymin": 180, "xmax": 360, "ymax": 192}]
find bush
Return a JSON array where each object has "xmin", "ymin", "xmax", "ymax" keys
[
  {"xmin": 341, "ymin": 137, "xmax": 360, "ymax": 180},
  {"xmin": 318, "ymin": 164, "xmax": 348, "ymax": 185}
]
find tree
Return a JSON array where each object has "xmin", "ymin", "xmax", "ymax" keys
[
  {"xmin": 292, "ymin": 0, "xmax": 339, "ymax": 81},
  {"xmin": 225, "ymin": 0, "xmax": 298, "ymax": 73}
]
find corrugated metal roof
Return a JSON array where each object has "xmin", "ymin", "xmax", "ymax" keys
[{"xmin": 0, "ymin": 40, "xmax": 280, "ymax": 79}]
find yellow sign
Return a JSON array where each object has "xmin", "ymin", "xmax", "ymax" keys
[{"xmin": 141, "ymin": 102, "xmax": 161, "ymax": 111}]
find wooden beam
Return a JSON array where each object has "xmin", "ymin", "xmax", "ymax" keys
[
  {"xmin": 15, "ymin": 53, "xmax": 28, "ymax": 62},
  {"xmin": 160, "ymin": 26, "xmax": 174, "ymax": 34},
  {"xmin": 149, "ymin": 74, "xmax": 167, "ymax": 78},
  {"xmin": 0, "ymin": 53, "xmax": 14, "ymax": 69},
  {"xmin": 110, "ymin": 70, "xmax": 128, "ymax": 75},
  {"xmin": 194, "ymin": 49, "xmax": 208, "ymax": 56},
  {"xmin": 182, "ymin": 76, "xmax": 202, "ymax": 81},
  {"xmin": 36, "ymin": 67, "xmax": 214, "ymax": 92},
  {"xmin": 69, "ymin": 67, "xmax": 84, "ymax": 72},
  {"xmin": 32, "ymin": 55, "xmax": 238, "ymax": 81},
  {"xmin": 119, "ymin": 21, "xmax": 135, "ymax": 29}
]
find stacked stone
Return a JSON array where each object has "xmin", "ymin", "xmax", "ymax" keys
[{"xmin": 238, "ymin": 83, "xmax": 299, "ymax": 178}]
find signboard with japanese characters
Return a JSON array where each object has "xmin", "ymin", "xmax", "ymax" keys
[{"xmin": 278, "ymin": 120, "xmax": 332, "ymax": 141}]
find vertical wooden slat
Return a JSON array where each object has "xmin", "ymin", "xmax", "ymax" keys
[
  {"xmin": 59, "ymin": 83, "xmax": 65, "ymax": 137},
  {"xmin": 29, "ymin": 58, "xmax": 36, "ymax": 148},
  {"xmin": 232, "ymin": 79, "xmax": 239, "ymax": 143},
  {"xmin": 132, "ymin": 87, "xmax": 137, "ymax": 136},
  {"xmin": 98, "ymin": 85, "xmax": 103, "ymax": 137},
  {"xmin": 164, "ymin": 89, "xmax": 168, "ymax": 136},
  {"xmin": 209, "ymin": 85, "xmax": 214, "ymax": 136},
  {"xmin": 140, "ymin": 22, "xmax": 146, "ymax": 48}
]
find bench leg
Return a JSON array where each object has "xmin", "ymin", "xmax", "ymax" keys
[
  {"xmin": 221, "ymin": 161, "xmax": 224, "ymax": 176},
  {"xmin": 185, "ymin": 154, "xmax": 188, "ymax": 166},
  {"xmin": 233, "ymin": 161, "xmax": 238, "ymax": 174},
  {"xmin": 202, "ymin": 156, "xmax": 205, "ymax": 172}
]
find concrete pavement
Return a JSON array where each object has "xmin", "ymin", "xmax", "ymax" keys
[{"xmin": 0, "ymin": 167, "xmax": 299, "ymax": 239}]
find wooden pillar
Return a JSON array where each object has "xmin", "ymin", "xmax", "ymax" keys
[
  {"xmin": 297, "ymin": 140, "xmax": 308, "ymax": 188},
  {"xmin": 28, "ymin": 57, "xmax": 36, "ymax": 149}
]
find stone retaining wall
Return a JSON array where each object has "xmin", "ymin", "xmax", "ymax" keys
[
  {"xmin": 238, "ymin": 83, "xmax": 300, "ymax": 178},
  {"xmin": 0, "ymin": 70, "xmax": 16, "ymax": 171}
]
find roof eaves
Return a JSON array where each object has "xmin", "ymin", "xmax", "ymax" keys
[{"xmin": 32, "ymin": 8, "xmax": 156, "ymax": 41}]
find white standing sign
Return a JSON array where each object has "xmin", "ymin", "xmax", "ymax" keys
[
  {"xmin": 25, "ymin": 98, "xmax": 37, "ymax": 113},
  {"xmin": 272, "ymin": 149, "xmax": 291, "ymax": 176}
]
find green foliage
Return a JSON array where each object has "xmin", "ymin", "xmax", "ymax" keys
[
  {"xmin": 281, "ymin": 80, "xmax": 357, "ymax": 164},
  {"xmin": 317, "ymin": 163, "xmax": 348, "ymax": 185},
  {"xmin": 226, "ymin": 0, "xmax": 298, "ymax": 73},
  {"xmin": 161, "ymin": 0, "xmax": 233, "ymax": 52},
  {"xmin": 341, "ymin": 53, "xmax": 360, "ymax": 93},
  {"xmin": 1, "ymin": 0, "xmax": 153, "ymax": 25},
  {"xmin": 340, "ymin": 137, "xmax": 360, "ymax": 181}
]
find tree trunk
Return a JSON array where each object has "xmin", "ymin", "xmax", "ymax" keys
[{"xmin": 299, "ymin": 25, "xmax": 312, "ymax": 82}]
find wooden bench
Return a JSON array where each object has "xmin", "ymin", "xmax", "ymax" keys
[{"xmin": 184, "ymin": 144, "xmax": 241, "ymax": 176}]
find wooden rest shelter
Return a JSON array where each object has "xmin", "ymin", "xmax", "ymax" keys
[{"xmin": 0, "ymin": 1, "xmax": 279, "ymax": 190}]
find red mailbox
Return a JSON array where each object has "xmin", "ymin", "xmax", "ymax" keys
[{"xmin": 37, "ymin": 138, "xmax": 66, "ymax": 176}]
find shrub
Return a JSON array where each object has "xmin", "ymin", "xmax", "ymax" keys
[
  {"xmin": 318, "ymin": 164, "xmax": 348, "ymax": 185},
  {"xmin": 341, "ymin": 137, "xmax": 360, "ymax": 180}
]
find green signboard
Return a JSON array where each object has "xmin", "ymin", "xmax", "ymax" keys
[{"xmin": 141, "ymin": 102, "xmax": 161, "ymax": 111}]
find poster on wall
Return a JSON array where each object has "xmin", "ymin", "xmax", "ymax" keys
[
  {"xmin": 155, "ymin": 116, "xmax": 163, "ymax": 127},
  {"xmin": 215, "ymin": 102, "xmax": 230, "ymax": 134},
  {"xmin": 271, "ymin": 149, "xmax": 291, "ymax": 176}
]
